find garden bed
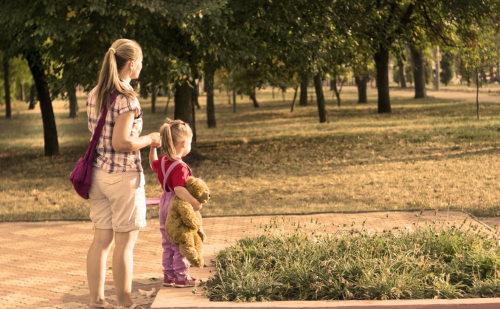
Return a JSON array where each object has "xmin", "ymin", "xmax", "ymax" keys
[{"xmin": 204, "ymin": 222, "xmax": 500, "ymax": 302}]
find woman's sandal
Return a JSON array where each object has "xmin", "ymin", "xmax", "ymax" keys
[
  {"xmin": 117, "ymin": 304, "xmax": 144, "ymax": 309},
  {"xmin": 89, "ymin": 300, "xmax": 116, "ymax": 309}
]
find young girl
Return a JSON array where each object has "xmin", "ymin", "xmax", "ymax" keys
[{"xmin": 149, "ymin": 119, "xmax": 202, "ymax": 288}]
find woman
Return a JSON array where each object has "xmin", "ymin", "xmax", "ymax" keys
[{"xmin": 86, "ymin": 39, "xmax": 160, "ymax": 309}]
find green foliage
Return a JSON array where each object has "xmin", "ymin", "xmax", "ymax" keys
[
  {"xmin": 458, "ymin": 34, "xmax": 499, "ymax": 87},
  {"xmin": 205, "ymin": 220, "xmax": 500, "ymax": 301}
]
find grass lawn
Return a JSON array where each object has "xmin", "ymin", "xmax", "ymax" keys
[{"xmin": 2, "ymin": 86, "xmax": 500, "ymax": 221}]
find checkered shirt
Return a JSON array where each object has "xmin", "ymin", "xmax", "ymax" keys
[{"xmin": 86, "ymin": 85, "xmax": 144, "ymax": 173}]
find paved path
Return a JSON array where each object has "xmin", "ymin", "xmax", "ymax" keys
[{"xmin": 0, "ymin": 211, "xmax": 497, "ymax": 309}]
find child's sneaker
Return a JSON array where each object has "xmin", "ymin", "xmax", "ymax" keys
[
  {"xmin": 163, "ymin": 275, "xmax": 176, "ymax": 287},
  {"xmin": 174, "ymin": 276, "xmax": 198, "ymax": 288}
]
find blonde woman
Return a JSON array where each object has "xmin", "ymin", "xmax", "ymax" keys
[{"xmin": 86, "ymin": 39, "xmax": 160, "ymax": 309}]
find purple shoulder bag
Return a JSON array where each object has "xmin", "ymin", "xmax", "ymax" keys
[{"xmin": 69, "ymin": 91, "xmax": 118, "ymax": 199}]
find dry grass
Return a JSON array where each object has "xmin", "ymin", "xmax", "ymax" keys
[{"xmin": 2, "ymin": 86, "xmax": 500, "ymax": 221}]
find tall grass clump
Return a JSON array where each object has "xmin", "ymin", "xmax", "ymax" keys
[{"xmin": 204, "ymin": 220, "xmax": 500, "ymax": 301}]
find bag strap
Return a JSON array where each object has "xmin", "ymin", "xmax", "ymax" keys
[
  {"xmin": 92, "ymin": 91, "xmax": 118, "ymax": 144},
  {"xmin": 161, "ymin": 157, "xmax": 193, "ymax": 192},
  {"xmin": 84, "ymin": 91, "xmax": 118, "ymax": 161}
]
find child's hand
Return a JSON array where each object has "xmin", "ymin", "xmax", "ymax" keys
[{"xmin": 192, "ymin": 202, "xmax": 202, "ymax": 211}]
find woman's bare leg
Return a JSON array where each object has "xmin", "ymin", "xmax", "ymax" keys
[
  {"xmin": 113, "ymin": 230, "xmax": 139, "ymax": 307},
  {"xmin": 87, "ymin": 229, "xmax": 114, "ymax": 307}
]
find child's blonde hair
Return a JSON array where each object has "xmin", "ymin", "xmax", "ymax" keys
[
  {"xmin": 95, "ymin": 39, "xmax": 142, "ymax": 114},
  {"xmin": 160, "ymin": 118, "xmax": 193, "ymax": 160}
]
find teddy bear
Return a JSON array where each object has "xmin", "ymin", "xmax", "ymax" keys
[{"xmin": 165, "ymin": 176, "xmax": 210, "ymax": 268}]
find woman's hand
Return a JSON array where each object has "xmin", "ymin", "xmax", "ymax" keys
[{"xmin": 149, "ymin": 132, "xmax": 161, "ymax": 147}]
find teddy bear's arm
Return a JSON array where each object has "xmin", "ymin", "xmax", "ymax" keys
[
  {"xmin": 177, "ymin": 202, "xmax": 202, "ymax": 229},
  {"xmin": 197, "ymin": 226, "xmax": 206, "ymax": 242}
]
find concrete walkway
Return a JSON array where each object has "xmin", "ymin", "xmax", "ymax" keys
[{"xmin": 0, "ymin": 211, "xmax": 498, "ymax": 309}]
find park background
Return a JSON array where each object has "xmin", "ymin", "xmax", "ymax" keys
[
  {"xmin": 4, "ymin": 0, "xmax": 500, "ymax": 306},
  {"xmin": 2, "ymin": 0, "xmax": 500, "ymax": 222}
]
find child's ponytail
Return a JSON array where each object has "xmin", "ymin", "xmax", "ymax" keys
[
  {"xmin": 159, "ymin": 118, "xmax": 193, "ymax": 160},
  {"xmin": 95, "ymin": 39, "xmax": 142, "ymax": 115}
]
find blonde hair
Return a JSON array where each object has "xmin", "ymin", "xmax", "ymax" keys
[
  {"xmin": 95, "ymin": 39, "xmax": 142, "ymax": 114},
  {"xmin": 160, "ymin": 118, "xmax": 193, "ymax": 160}
]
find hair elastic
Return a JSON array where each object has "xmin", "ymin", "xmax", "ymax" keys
[
  {"xmin": 169, "ymin": 124, "xmax": 172, "ymax": 128},
  {"xmin": 109, "ymin": 47, "xmax": 116, "ymax": 54}
]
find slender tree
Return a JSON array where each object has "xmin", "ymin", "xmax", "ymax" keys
[
  {"xmin": 2, "ymin": 56, "xmax": 11, "ymax": 119},
  {"xmin": 299, "ymin": 74, "xmax": 309, "ymax": 106},
  {"xmin": 398, "ymin": 58, "xmax": 407, "ymax": 88}
]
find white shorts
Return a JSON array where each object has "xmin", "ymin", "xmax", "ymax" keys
[{"xmin": 89, "ymin": 167, "xmax": 147, "ymax": 232}]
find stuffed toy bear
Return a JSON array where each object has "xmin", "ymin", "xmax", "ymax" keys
[{"xmin": 165, "ymin": 176, "xmax": 210, "ymax": 268}]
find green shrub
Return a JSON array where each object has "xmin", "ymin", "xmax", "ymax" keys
[{"xmin": 205, "ymin": 221, "xmax": 500, "ymax": 301}]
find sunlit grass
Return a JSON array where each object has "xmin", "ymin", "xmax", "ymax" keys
[
  {"xmin": 2, "ymin": 86, "xmax": 500, "ymax": 221},
  {"xmin": 205, "ymin": 218, "xmax": 500, "ymax": 301}
]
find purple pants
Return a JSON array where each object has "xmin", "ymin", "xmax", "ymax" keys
[{"xmin": 159, "ymin": 190, "xmax": 189, "ymax": 278}]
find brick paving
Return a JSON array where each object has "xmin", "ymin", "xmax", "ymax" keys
[{"xmin": 0, "ymin": 210, "xmax": 497, "ymax": 309}]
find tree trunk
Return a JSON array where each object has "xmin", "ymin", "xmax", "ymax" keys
[
  {"xmin": 21, "ymin": 83, "xmax": 26, "ymax": 101},
  {"xmin": 205, "ymin": 67, "xmax": 216, "ymax": 128},
  {"xmin": 27, "ymin": 53, "xmax": 59, "ymax": 156},
  {"xmin": 226, "ymin": 90, "xmax": 231, "ymax": 105},
  {"xmin": 355, "ymin": 76, "xmax": 368, "ymax": 104},
  {"xmin": 299, "ymin": 74, "xmax": 308, "ymax": 106},
  {"xmin": 164, "ymin": 91, "xmax": 171, "ymax": 115},
  {"xmin": 374, "ymin": 45, "xmax": 391, "ymax": 113},
  {"xmin": 193, "ymin": 81, "xmax": 200, "ymax": 109},
  {"xmin": 28, "ymin": 84, "xmax": 37, "ymax": 110},
  {"xmin": 249, "ymin": 89, "xmax": 259, "ymax": 108},
  {"xmin": 68, "ymin": 86, "xmax": 78, "ymax": 118},
  {"xmin": 290, "ymin": 85, "xmax": 298, "ymax": 112},
  {"xmin": 3, "ymin": 57, "xmax": 11, "ymax": 118},
  {"xmin": 203, "ymin": 76, "xmax": 208, "ymax": 93},
  {"xmin": 232, "ymin": 90, "xmax": 236, "ymax": 113},
  {"xmin": 432, "ymin": 47, "xmax": 439, "ymax": 90},
  {"xmin": 398, "ymin": 58, "xmax": 407, "ymax": 88},
  {"xmin": 330, "ymin": 78, "xmax": 335, "ymax": 91},
  {"xmin": 411, "ymin": 45, "xmax": 426, "ymax": 99},
  {"xmin": 332, "ymin": 77, "xmax": 341, "ymax": 107},
  {"xmin": 476, "ymin": 67, "xmax": 480, "ymax": 120},
  {"xmin": 174, "ymin": 81, "xmax": 195, "ymax": 144},
  {"xmin": 151, "ymin": 84, "xmax": 157, "ymax": 114},
  {"xmin": 191, "ymin": 85, "xmax": 197, "ymax": 146},
  {"xmin": 140, "ymin": 84, "xmax": 148, "ymax": 99},
  {"xmin": 313, "ymin": 74, "xmax": 327, "ymax": 123}
]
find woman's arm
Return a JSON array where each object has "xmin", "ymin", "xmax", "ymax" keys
[
  {"xmin": 174, "ymin": 186, "xmax": 202, "ymax": 211},
  {"xmin": 112, "ymin": 111, "xmax": 160, "ymax": 152},
  {"xmin": 149, "ymin": 146, "xmax": 158, "ymax": 169}
]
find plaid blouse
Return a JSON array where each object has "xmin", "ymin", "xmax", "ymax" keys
[{"xmin": 86, "ymin": 83, "xmax": 144, "ymax": 173}]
